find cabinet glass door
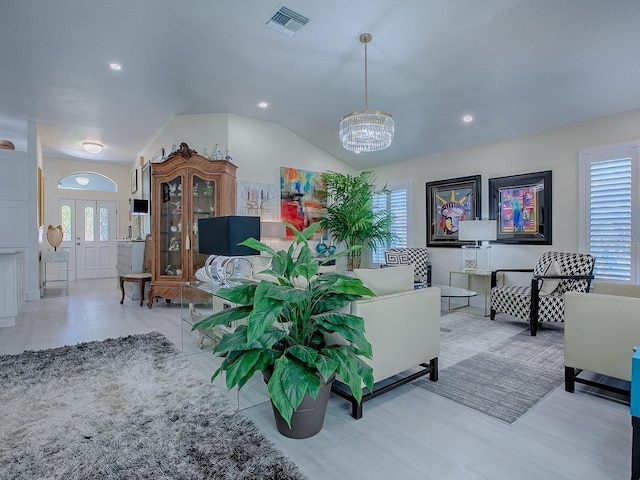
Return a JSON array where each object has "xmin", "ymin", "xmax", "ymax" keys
[
  {"xmin": 159, "ymin": 175, "xmax": 183, "ymax": 278},
  {"xmin": 192, "ymin": 175, "xmax": 216, "ymax": 275}
]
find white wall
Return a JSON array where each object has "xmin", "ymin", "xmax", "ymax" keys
[
  {"xmin": 372, "ymin": 108, "xmax": 640, "ymax": 296},
  {"xmin": 139, "ymin": 113, "xmax": 355, "ymax": 184}
]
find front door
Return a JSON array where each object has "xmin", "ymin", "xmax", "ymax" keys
[{"xmin": 64, "ymin": 199, "xmax": 117, "ymax": 280}]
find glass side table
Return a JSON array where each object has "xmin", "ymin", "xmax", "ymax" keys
[
  {"xmin": 180, "ymin": 281, "xmax": 270, "ymax": 411},
  {"xmin": 448, "ymin": 270, "xmax": 505, "ymax": 316}
]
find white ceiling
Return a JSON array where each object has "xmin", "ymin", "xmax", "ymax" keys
[{"xmin": 1, "ymin": 0, "xmax": 640, "ymax": 169}]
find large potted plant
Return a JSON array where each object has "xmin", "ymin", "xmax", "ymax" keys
[
  {"xmin": 192, "ymin": 222, "xmax": 375, "ymax": 438},
  {"xmin": 318, "ymin": 170, "xmax": 393, "ymax": 270}
]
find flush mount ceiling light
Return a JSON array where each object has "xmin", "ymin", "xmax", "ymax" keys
[
  {"xmin": 83, "ymin": 142, "xmax": 103, "ymax": 154},
  {"xmin": 339, "ymin": 33, "xmax": 394, "ymax": 153}
]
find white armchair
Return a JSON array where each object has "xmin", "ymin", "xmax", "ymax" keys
[
  {"xmin": 329, "ymin": 265, "xmax": 441, "ymax": 418},
  {"xmin": 564, "ymin": 281, "xmax": 640, "ymax": 396}
]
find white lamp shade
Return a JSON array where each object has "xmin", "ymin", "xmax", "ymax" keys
[{"xmin": 458, "ymin": 220, "xmax": 497, "ymax": 242}]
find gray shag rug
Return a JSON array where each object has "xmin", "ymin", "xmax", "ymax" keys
[
  {"xmin": 0, "ymin": 332, "xmax": 309, "ymax": 480},
  {"xmin": 413, "ymin": 312, "xmax": 564, "ymax": 424}
]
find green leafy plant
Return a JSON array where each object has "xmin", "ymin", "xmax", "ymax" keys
[
  {"xmin": 192, "ymin": 222, "xmax": 375, "ymax": 427},
  {"xmin": 318, "ymin": 170, "xmax": 394, "ymax": 270}
]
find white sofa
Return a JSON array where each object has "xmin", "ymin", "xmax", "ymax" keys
[
  {"xmin": 564, "ymin": 281, "xmax": 640, "ymax": 395},
  {"xmin": 329, "ymin": 265, "xmax": 441, "ymax": 418}
]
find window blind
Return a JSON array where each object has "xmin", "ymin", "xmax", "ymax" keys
[
  {"xmin": 588, "ymin": 158, "xmax": 632, "ymax": 281},
  {"xmin": 372, "ymin": 188, "xmax": 408, "ymax": 264}
]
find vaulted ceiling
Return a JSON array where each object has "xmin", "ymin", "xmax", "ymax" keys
[{"xmin": 1, "ymin": 0, "xmax": 639, "ymax": 169}]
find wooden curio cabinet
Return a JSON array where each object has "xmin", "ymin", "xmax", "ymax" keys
[{"xmin": 148, "ymin": 143, "xmax": 237, "ymax": 307}]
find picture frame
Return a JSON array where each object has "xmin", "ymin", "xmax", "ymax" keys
[
  {"xmin": 426, "ymin": 175, "xmax": 481, "ymax": 247},
  {"xmin": 488, "ymin": 170, "xmax": 552, "ymax": 244},
  {"xmin": 131, "ymin": 169, "xmax": 138, "ymax": 194}
]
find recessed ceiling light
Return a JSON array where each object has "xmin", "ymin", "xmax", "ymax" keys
[
  {"xmin": 83, "ymin": 142, "xmax": 103, "ymax": 154},
  {"xmin": 258, "ymin": 102, "xmax": 269, "ymax": 108},
  {"xmin": 463, "ymin": 115, "xmax": 473, "ymax": 123},
  {"xmin": 110, "ymin": 63, "xmax": 122, "ymax": 71}
]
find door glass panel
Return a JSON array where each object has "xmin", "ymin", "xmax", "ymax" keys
[
  {"xmin": 160, "ymin": 175, "xmax": 183, "ymax": 277},
  {"xmin": 99, "ymin": 206, "xmax": 109, "ymax": 241},
  {"xmin": 192, "ymin": 175, "xmax": 216, "ymax": 274},
  {"xmin": 61, "ymin": 204, "xmax": 72, "ymax": 241},
  {"xmin": 84, "ymin": 206, "xmax": 94, "ymax": 241}
]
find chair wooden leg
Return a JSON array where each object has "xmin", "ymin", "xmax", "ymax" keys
[
  {"xmin": 138, "ymin": 279, "xmax": 145, "ymax": 307},
  {"xmin": 119, "ymin": 277, "xmax": 126, "ymax": 304},
  {"xmin": 490, "ymin": 309, "xmax": 496, "ymax": 320},
  {"xmin": 147, "ymin": 286, "xmax": 154, "ymax": 309}
]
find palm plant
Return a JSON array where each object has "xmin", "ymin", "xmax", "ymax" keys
[
  {"xmin": 318, "ymin": 170, "xmax": 394, "ymax": 270},
  {"xmin": 192, "ymin": 222, "xmax": 375, "ymax": 430}
]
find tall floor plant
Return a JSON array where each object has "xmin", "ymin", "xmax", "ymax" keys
[{"xmin": 318, "ymin": 170, "xmax": 393, "ymax": 270}]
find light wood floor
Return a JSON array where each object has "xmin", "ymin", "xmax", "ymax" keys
[{"xmin": 0, "ymin": 278, "xmax": 632, "ymax": 480}]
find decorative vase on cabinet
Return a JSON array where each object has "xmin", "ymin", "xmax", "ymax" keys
[{"xmin": 147, "ymin": 143, "xmax": 237, "ymax": 307}]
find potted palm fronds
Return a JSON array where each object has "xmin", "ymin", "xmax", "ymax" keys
[
  {"xmin": 317, "ymin": 170, "xmax": 393, "ymax": 270},
  {"xmin": 192, "ymin": 222, "xmax": 375, "ymax": 438}
]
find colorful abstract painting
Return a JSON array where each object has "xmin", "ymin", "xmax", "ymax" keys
[
  {"xmin": 280, "ymin": 167, "xmax": 325, "ymax": 238},
  {"xmin": 498, "ymin": 186, "xmax": 537, "ymax": 233}
]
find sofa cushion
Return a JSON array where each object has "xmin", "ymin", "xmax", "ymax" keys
[
  {"xmin": 539, "ymin": 260, "xmax": 562, "ymax": 296},
  {"xmin": 353, "ymin": 265, "xmax": 414, "ymax": 296}
]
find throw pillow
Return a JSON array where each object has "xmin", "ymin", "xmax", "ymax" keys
[
  {"xmin": 539, "ymin": 260, "xmax": 562, "ymax": 296},
  {"xmin": 353, "ymin": 265, "xmax": 414, "ymax": 296},
  {"xmin": 384, "ymin": 250, "xmax": 422, "ymax": 283}
]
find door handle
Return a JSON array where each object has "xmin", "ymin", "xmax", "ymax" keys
[{"xmin": 76, "ymin": 242, "xmax": 81, "ymax": 246}]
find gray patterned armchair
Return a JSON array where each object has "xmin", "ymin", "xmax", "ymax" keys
[
  {"xmin": 384, "ymin": 247, "xmax": 431, "ymax": 287},
  {"xmin": 490, "ymin": 251, "xmax": 595, "ymax": 336}
]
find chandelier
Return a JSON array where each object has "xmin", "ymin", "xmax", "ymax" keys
[{"xmin": 339, "ymin": 33, "xmax": 394, "ymax": 153}]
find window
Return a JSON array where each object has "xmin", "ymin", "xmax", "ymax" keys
[
  {"xmin": 58, "ymin": 172, "xmax": 117, "ymax": 192},
  {"xmin": 61, "ymin": 204, "xmax": 71, "ymax": 241},
  {"xmin": 371, "ymin": 182, "xmax": 410, "ymax": 264},
  {"xmin": 579, "ymin": 143, "xmax": 640, "ymax": 283},
  {"xmin": 84, "ymin": 206, "xmax": 95, "ymax": 242}
]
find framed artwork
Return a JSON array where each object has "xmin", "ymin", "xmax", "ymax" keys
[
  {"xmin": 131, "ymin": 169, "xmax": 138, "ymax": 194},
  {"xmin": 280, "ymin": 167, "xmax": 325, "ymax": 239},
  {"xmin": 426, "ymin": 175, "xmax": 481, "ymax": 247},
  {"xmin": 488, "ymin": 170, "xmax": 552, "ymax": 244},
  {"xmin": 237, "ymin": 180, "xmax": 279, "ymax": 221}
]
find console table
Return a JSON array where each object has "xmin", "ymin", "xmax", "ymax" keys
[{"xmin": 40, "ymin": 250, "xmax": 69, "ymax": 296}]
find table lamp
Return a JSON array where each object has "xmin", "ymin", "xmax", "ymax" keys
[
  {"xmin": 131, "ymin": 199, "xmax": 149, "ymax": 240},
  {"xmin": 198, "ymin": 216, "xmax": 261, "ymax": 285},
  {"xmin": 458, "ymin": 219, "xmax": 497, "ymax": 272}
]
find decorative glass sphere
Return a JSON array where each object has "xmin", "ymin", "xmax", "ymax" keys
[
  {"xmin": 316, "ymin": 243, "xmax": 328, "ymax": 254},
  {"xmin": 327, "ymin": 245, "xmax": 336, "ymax": 255}
]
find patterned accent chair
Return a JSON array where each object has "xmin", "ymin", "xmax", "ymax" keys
[
  {"xmin": 384, "ymin": 247, "xmax": 431, "ymax": 287},
  {"xmin": 489, "ymin": 251, "xmax": 595, "ymax": 336}
]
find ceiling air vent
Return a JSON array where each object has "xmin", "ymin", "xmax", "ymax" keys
[{"xmin": 265, "ymin": 6, "xmax": 309, "ymax": 37}]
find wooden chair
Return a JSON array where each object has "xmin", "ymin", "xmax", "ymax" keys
[{"xmin": 119, "ymin": 234, "xmax": 152, "ymax": 307}]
